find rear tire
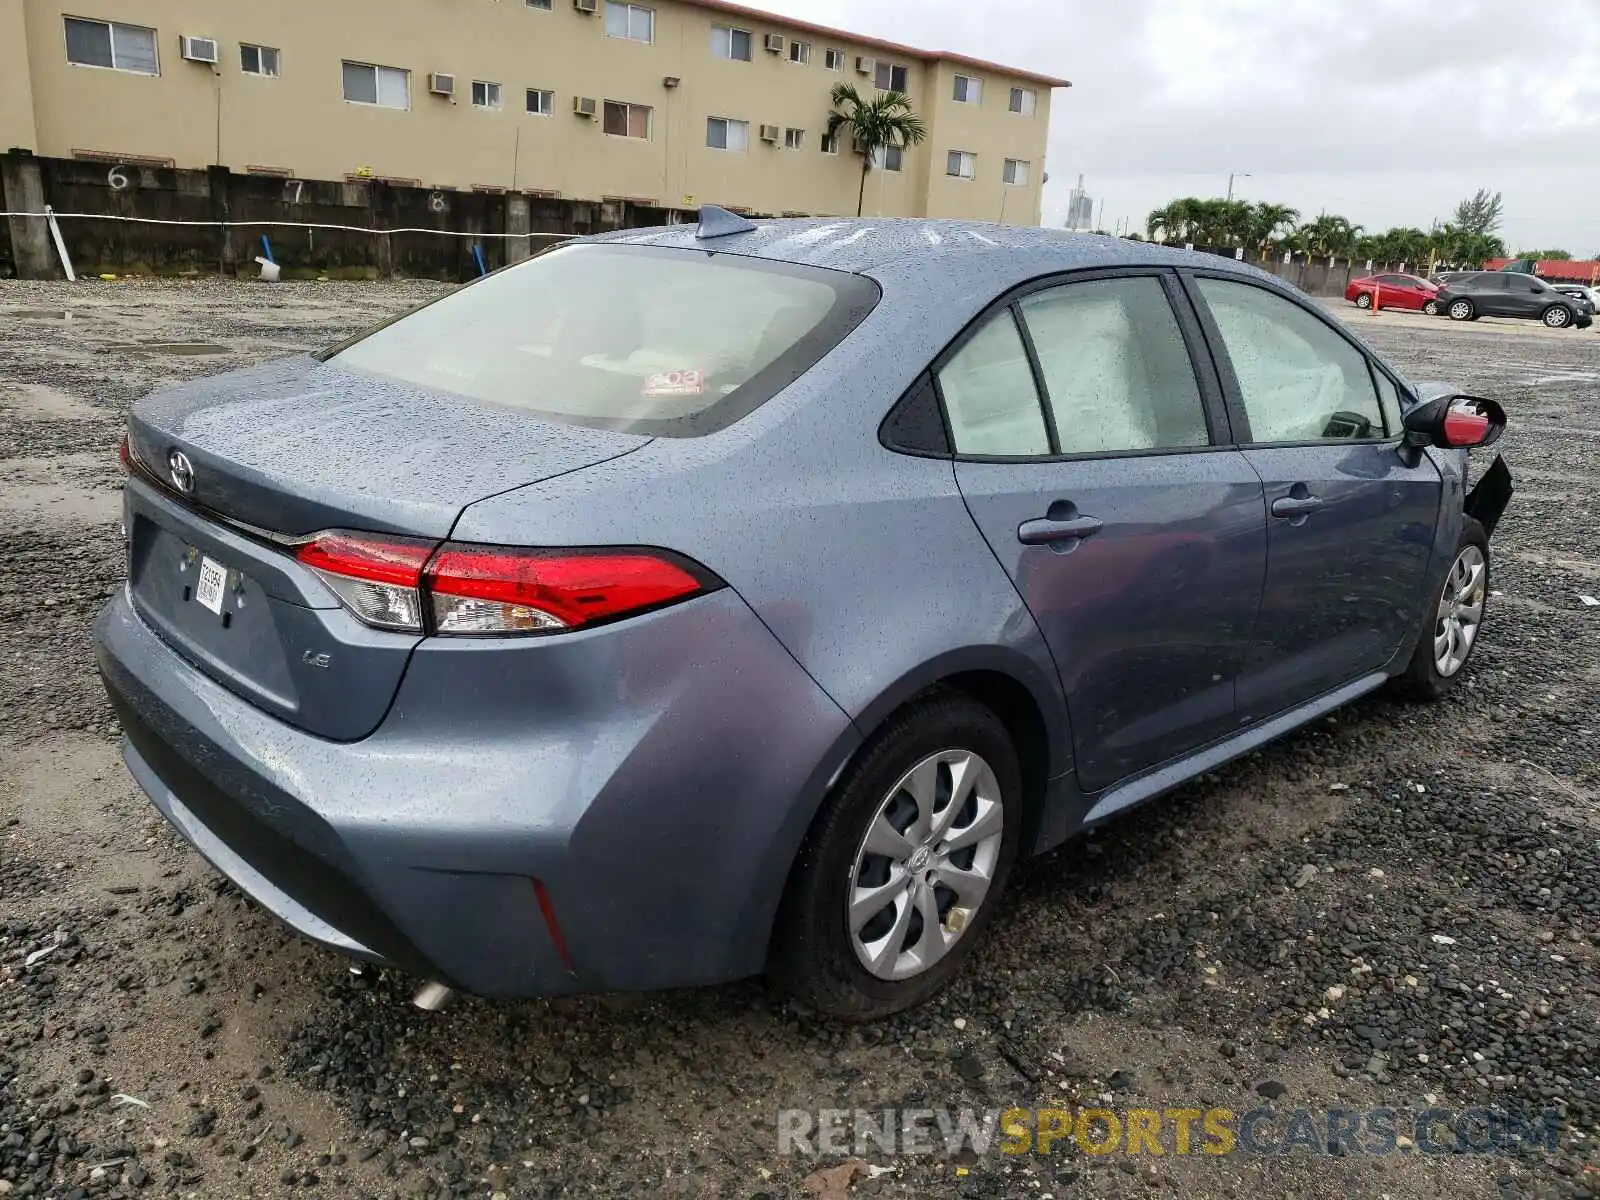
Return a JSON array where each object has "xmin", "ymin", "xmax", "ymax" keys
[
  {"xmin": 770, "ymin": 690, "xmax": 1022, "ymax": 1020},
  {"xmin": 1392, "ymin": 517, "xmax": 1490, "ymax": 702},
  {"xmin": 1448, "ymin": 299, "xmax": 1475, "ymax": 321},
  {"xmin": 1355, "ymin": 293, "xmax": 1373, "ymax": 310}
]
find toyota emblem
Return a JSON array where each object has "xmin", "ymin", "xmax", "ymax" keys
[{"xmin": 167, "ymin": 449, "xmax": 195, "ymax": 495}]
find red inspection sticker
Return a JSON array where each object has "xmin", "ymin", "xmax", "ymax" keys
[{"xmin": 642, "ymin": 369, "xmax": 705, "ymax": 397}]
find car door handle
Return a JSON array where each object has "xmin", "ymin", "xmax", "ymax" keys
[
  {"xmin": 1270, "ymin": 495, "xmax": 1324, "ymax": 518},
  {"xmin": 1018, "ymin": 513, "xmax": 1104, "ymax": 545}
]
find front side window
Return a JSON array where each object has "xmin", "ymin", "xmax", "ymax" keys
[
  {"xmin": 65, "ymin": 17, "xmax": 158, "ymax": 74},
  {"xmin": 874, "ymin": 61, "xmax": 908, "ymax": 92},
  {"xmin": 331, "ymin": 244, "xmax": 879, "ymax": 437},
  {"xmin": 526, "ymin": 88, "xmax": 553, "ymax": 115},
  {"xmin": 343, "ymin": 62, "xmax": 410, "ymax": 108},
  {"xmin": 789, "ymin": 40, "xmax": 810, "ymax": 64},
  {"xmin": 472, "ymin": 80, "xmax": 502, "ymax": 109},
  {"xmin": 952, "ymin": 74, "xmax": 982, "ymax": 103},
  {"xmin": 1019, "ymin": 277, "xmax": 1209, "ymax": 455},
  {"xmin": 1008, "ymin": 86, "xmax": 1036, "ymax": 115},
  {"xmin": 936, "ymin": 311, "xmax": 1050, "ymax": 456},
  {"xmin": 1197, "ymin": 277, "xmax": 1386, "ymax": 442},
  {"xmin": 706, "ymin": 116, "xmax": 748, "ymax": 151},
  {"xmin": 603, "ymin": 100, "xmax": 651, "ymax": 138},
  {"xmin": 946, "ymin": 150, "xmax": 975, "ymax": 179},
  {"xmin": 1002, "ymin": 158, "xmax": 1030, "ymax": 186},
  {"xmin": 240, "ymin": 44, "xmax": 280, "ymax": 77},
  {"xmin": 605, "ymin": 2, "xmax": 654, "ymax": 42},
  {"xmin": 1373, "ymin": 369, "xmax": 1403, "ymax": 435},
  {"xmin": 710, "ymin": 24, "xmax": 751, "ymax": 60}
]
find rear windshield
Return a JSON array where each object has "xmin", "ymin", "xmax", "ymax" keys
[{"xmin": 331, "ymin": 242, "xmax": 879, "ymax": 436}]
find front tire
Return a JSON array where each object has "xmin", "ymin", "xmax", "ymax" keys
[
  {"xmin": 1448, "ymin": 299, "xmax": 1475, "ymax": 321},
  {"xmin": 1355, "ymin": 292, "xmax": 1373, "ymax": 310},
  {"xmin": 1542, "ymin": 304, "xmax": 1572, "ymax": 328},
  {"xmin": 1423, "ymin": 299, "xmax": 1440, "ymax": 316},
  {"xmin": 770, "ymin": 691, "xmax": 1022, "ymax": 1020},
  {"xmin": 1393, "ymin": 518, "xmax": 1490, "ymax": 701}
]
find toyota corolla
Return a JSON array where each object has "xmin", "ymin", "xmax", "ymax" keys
[{"xmin": 97, "ymin": 211, "xmax": 1511, "ymax": 1018}]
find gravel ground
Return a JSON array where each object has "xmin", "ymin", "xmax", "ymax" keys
[{"xmin": 0, "ymin": 280, "xmax": 1597, "ymax": 1200}]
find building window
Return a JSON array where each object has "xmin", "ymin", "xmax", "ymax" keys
[
  {"xmin": 603, "ymin": 100, "xmax": 651, "ymax": 138},
  {"xmin": 526, "ymin": 88, "xmax": 553, "ymax": 115},
  {"xmin": 605, "ymin": 3, "xmax": 654, "ymax": 43},
  {"xmin": 1003, "ymin": 158, "xmax": 1030, "ymax": 186},
  {"xmin": 820, "ymin": 131, "xmax": 839, "ymax": 154},
  {"xmin": 710, "ymin": 25, "xmax": 751, "ymax": 61},
  {"xmin": 239, "ymin": 44, "xmax": 280, "ymax": 77},
  {"xmin": 63, "ymin": 17, "xmax": 158, "ymax": 74},
  {"xmin": 526, "ymin": 0, "xmax": 553, "ymax": 8},
  {"xmin": 706, "ymin": 116, "xmax": 749, "ymax": 151},
  {"xmin": 871, "ymin": 144, "xmax": 904, "ymax": 172},
  {"xmin": 788, "ymin": 40, "xmax": 810, "ymax": 65},
  {"xmin": 947, "ymin": 150, "xmax": 975, "ymax": 179},
  {"xmin": 1009, "ymin": 86, "xmax": 1036, "ymax": 116},
  {"xmin": 342, "ymin": 62, "xmax": 410, "ymax": 109},
  {"xmin": 784, "ymin": 127, "xmax": 805, "ymax": 150},
  {"xmin": 952, "ymin": 74, "xmax": 982, "ymax": 104},
  {"xmin": 472, "ymin": 80, "xmax": 502, "ymax": 109},
  {"xmin": 823, "ymin": 48, "xmax": 845, "ymax": 71},
  {"xmin": 873, "ymin": 62, "xmax": 908, "ymax": 93}
]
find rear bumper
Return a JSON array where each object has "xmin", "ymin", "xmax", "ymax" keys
[{"xmin": 96, "ymin": 585, "xmax": 857, "ymax": 997}]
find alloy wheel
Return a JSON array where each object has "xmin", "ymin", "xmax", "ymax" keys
[
  {"xmin": 1544, "ymin": 306, "xmax": 1570, "ymax": 328},
  {"xmin": 1355, "ymin": 293, "xmax": 1372, "ymax": 309},
  {"xmin": 847, "ymin": 749, "xmax": 1004, "ymax": 981},
  {"xmin": 1450, "ymin": 300, "xmax": 1473, "ymax": 320},
  {"xmin": 1423, "ymin": 300, "xmax": 1439, "ymax": 316},
  {"xmin": 1435, "ymin": 544, "xmax": 1486, "ymax": 677}
]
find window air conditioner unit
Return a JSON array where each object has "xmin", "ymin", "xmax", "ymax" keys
[
  {"xmin": 855, "ymin": 56, "xmax": 874, "ymax": 74},
  {"xmin": 574, "ymin": 0, "xmax": 598, "ymax": 12},
  {"xmin": 573, "ymin": 95, "xmax": 598, "ymax": 117},
  {"xmin": 759, "ymin": 124, "xmax": 780, "ymax": 142},
  {"xmin": 429, "ymin": 72, "xmax": 456, "ymax": 96},
  {"xmin": 763, "ymin": 33, "xmax": 784, "ymax": 53},
  {"xmin": 179, "ymin": 35, "xmax": 219, "ymax": 64}
]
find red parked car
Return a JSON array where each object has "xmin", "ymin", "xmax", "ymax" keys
[{"xmin": 1345, "ymin": 273, "xmax": 1440, "ymax": 315}]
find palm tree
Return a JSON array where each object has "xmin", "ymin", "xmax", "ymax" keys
[
  {"xmin": 826, "ymin": 84, "xmax": 927, "ymax": 217},
  {"xmin": 1247, "ymin": 203, "xmax": 1300, "ymax": 251},
  {"xmin": 1296, "ymin": 214, "xmax": 1362, "ymax": 259}
]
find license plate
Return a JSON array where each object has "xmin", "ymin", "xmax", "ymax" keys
[{"xmin": 195, "ymin": 555, "xmax": 227, "ymax": 615}]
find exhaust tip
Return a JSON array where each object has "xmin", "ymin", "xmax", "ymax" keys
[{"xmin": 412, "ymin": 981, "xmax": 455, "ymax": 1011}]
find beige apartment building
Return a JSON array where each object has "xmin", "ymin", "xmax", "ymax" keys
[{"xmin": 0, "ymin": 0, "xmax": 1066, "ymax": 222}]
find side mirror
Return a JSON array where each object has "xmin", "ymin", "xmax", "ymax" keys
[{"xmin": 1403, "ymin": 394, "xmax": 1506, "ymax": 450}]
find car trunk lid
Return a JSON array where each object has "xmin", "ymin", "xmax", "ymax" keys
[{"xmin": 123, "ymin": 355, "xmax": 647, "ymax": 740}]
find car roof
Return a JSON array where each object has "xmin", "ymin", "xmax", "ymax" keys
[{"xmin": 585, "ymin": 217, "xmax": 1273, "ymax": 288}]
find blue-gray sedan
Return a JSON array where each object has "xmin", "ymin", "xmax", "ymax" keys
[{"xmin": 97, "ymin": 212, "xmax": 1511, "ymax": 1018}]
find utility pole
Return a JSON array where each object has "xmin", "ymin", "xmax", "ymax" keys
[{"xmin": 1227, "ymin": 172, "xmax": 1250, "ymax": 203}]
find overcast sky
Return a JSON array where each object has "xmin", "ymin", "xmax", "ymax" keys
[{"xmin": 759, "ymin": 0, "xmax": 1600, "ymax": 255}]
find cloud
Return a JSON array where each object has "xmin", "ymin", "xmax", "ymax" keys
[{"xmin": 760, "ymin": 0, "xmax": 1600, "ymax": 251}]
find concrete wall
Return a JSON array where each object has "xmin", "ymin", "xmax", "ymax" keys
[
  {"xmin": 0, "ymin": 1, "xmax": 39, "ymax": 152},
  {"xmin": 15, "ymin": 0, "xmax": 1062, "ymax": 220},
  {"xmin": 0, "ymin": 150, "xmax": 634, "ymax": 279}
]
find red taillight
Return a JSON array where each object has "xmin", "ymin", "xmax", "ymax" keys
[
  {"xmin": 425, "ymin": 546, "xmax": 708, "ymax": 634},
  {"xmin": 293, "ymin": 532, "xmax": 715, "ymax": 636}
]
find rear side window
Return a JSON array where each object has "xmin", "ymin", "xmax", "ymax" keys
[
  {"xmin": 331, "ymin": 243, "xmax": 878, "ymax": 436},
  {"xmin": 936, "ymin": 311, "xmax": 1050, "ymax": 456},
  {"xmin": 1018, "ymin": 277, "xmax": 1208, "ymax": 454},
  {"xmin": 1196, "ymin": 278, "xmax": 1386, "ymax": 443}
]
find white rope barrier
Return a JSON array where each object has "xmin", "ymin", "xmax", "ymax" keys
[{"xmin": 0, "ymin": 210, "xmax": 564, "ymax": 239}]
